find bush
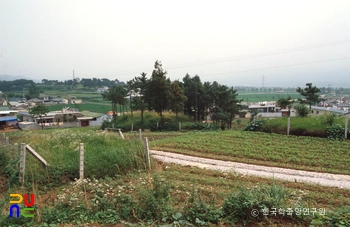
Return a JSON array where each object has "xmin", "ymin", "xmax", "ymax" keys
[
  {"xmin": 294, "ymin": 104, "xmax": 309, "ymax": 117},
  {"xmin": 184, "ymin": 189, "xmax": 222, "ymax": 224},
  {"xmin": 150, "ymin": 122, "xmax": 178, "ymax": 132},
  {"xmin": 222, "ymin": 183, "xmax": 290, "ymax": 223},
  {"xmin": 243, "ymin": 119, "xmax": 264, "ymax": 131},
  {"xmin": 326, "ymin": 124, "xmax": 346, "ymax": 141},
  {"xmin": 321, "ymin": 113, "xmax": 337, "ymax": 126},
  {"xmin": 136, "ymin": 174, "xmax": 173, "ymax": 223},
  {"xmin": 310, "ymin": 206, "xmax": 350, "ymax": 227}
]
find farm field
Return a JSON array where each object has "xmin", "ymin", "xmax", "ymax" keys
[
  {"xmin": 1, "ymin": 128, "xmax": 350, "ymax": 226},
  {"xmin": 237, "ymin": 92, "xmax": 301, "ymax": 102},
  {"xmin": 46, "ymin": 103, "xmax": 112, "ymax": 113},
  {"xmin": 150, "ymin": 130, "xmax": 350, "ymax": 175}
]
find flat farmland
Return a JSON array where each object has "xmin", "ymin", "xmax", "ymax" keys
[
  {"xmin": 150, "ymin": 131, "xmax": 350, "ymax": 175},
  {"xmin": 237, "ymin": 92, "xmax": 300, "ymax": 102}
]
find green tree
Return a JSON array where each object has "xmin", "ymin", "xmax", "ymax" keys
[
  {"xmin": 27, "ymin": 83, "xmax": 40, "ymax": 99},
  {"xmin": 202, "ymin": 81, "xmax": 214, "ymax": 122},
  {"xmin": 294, "ymin": 104, "xmax": 309, "ymax": 117},
  {"xmin": 210, "ymin": 83, "xmax": 241, "ymax": 129},
  {"xmin": 102, "ymin": 85, "xmax": 127, "ymax": 120},
  {"xmin": 182, "ymin": 74, "xmax": 204, "ymax": 121},
  {"xmin": 276, "ymin": 95, "xmax": 294, "ymax": 116},
  {"xmin": 130, "ymin": 72, "xmax": 149, "ymax": 129},
  {"xmin": 147, "ymin": 61, "xmax": 170, "ymax": 121},
  {"xmin": 222, "ymin": 87, "xmax": 242, "ymax": 129},
  {"xmin": 169, "ymin": 80, "xmax": 187, "ymax": 120},
  {"xmin": 296, "ymin": 83, "xmax": 321, "ymax": 110},
  {"xmin": 28, "ymin": 104, "xmax": 49, "ymax": 130}
]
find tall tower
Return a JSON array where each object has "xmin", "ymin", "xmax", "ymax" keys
[
  {"xmin": 262, "ymin": 75, "xmax": 265, "ymax": 89},
  {"xmin": 72, "ymin": 70, "xmax": 75, "ymax": 89}
]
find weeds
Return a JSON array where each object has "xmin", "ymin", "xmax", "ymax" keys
[{"xmin": 2, "ymin": 128, "xmax": 149, "ymax": 188}]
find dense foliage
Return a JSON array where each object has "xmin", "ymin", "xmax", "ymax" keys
[
  {"xmin": 296, "ymin": 83, "xmax": 322, "ymax": 109},
  {"xmin": 97, "ymin": 61, "xmax": 243, "ymax": 129}
]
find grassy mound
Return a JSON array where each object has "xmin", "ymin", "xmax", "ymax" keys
[
  {"xmin": 250, "ymin": 115, "xmax": 349, "ymax": 138},
  {"xmin": 0, "ymin": 127, "xmax": 148, "ymax": 188}
]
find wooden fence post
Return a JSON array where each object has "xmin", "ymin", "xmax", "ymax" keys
[
  {"xmin": 139, "ymin": 129, "xmax": 142, "ymax": 141},
  {"xmin": 131, "ymin": 123, "xmax": 134, "ymax": 132},
  {"xmin": 14, "ymin": 143, "xmax": 18, "ymax": 159},
  {"xmin": 118, "ymin": 129, "xmax": 125, "ymax": 139},
  {"xmin": 179, "ymin": 122, "xmax": 181, "ymax": 131},
  {"xmin": 79, "ymin": 143, "xmax": 84, "ymax": 180},
  {"xmin": 19, "ymin": 143, "xmax": 26, "ymax": 184},
  {"xmin": 287, "ymin": 117, "xmax": 291, "ymax": 136},
  {"xmin": 345, "ymin": 118, "xmax": 348, "ymax": 140},
  {"xmin": 143, "ymin": 137, "xmax": 151, "ymax": 169},
  {"xmin": 2, "ymin": 133, "xmax": 5, "ymax": 144},
  {"xmin": 5, "ymin": 137, "xmax": 9, "ymax": 150}
]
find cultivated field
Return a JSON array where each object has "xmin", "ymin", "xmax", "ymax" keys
[{"xmin": 150, "ymin": 130, "xmax": 350, "ymax": 175}]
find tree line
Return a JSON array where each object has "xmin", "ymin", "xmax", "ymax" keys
[
  {"xmin": 102, "ymin": 61, "xmax": 243, "ymax": 129},
  {"xmin": 41, "ymin": 78, "xmax": 125, "ymax": 88}
]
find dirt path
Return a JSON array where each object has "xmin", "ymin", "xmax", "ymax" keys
[{"xmin": 150, "ymin": 150, "xmax": 350, "ymax": 189}]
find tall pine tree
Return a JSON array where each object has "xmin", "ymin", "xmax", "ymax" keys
[{"xmin": 148, "ymin": 61, "xmax": 170, "ymax": 121}]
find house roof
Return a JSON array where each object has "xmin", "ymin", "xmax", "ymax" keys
[
  {"xmin": 51, "ymin": 98, "xmax": 63, "ymax": 102},
  {"xmin": 311, "ymin": 106, "xmax": 348, "ymax": 114},
  {"xmin": 77, "ymin": 117, "xmax": 94, "ymax": 120},
  {"xmin": 39, "ymin": 93, "xmax": 48, "ymax": 97},
  {"xmin": 0, "ymin": 107, "xmax": 10, "ymax": 111},
  {"xmin": 28, "ymin": 98, "xmax": 42, "ymax": 103},
  {"xmin": 248, "ymin": 104, "xmax": 275, "ymax": 109},
  {"xmin": 80, "ymin": 110, "xmax": 106, "ymax": 118},
  {"xmin": 0, "ymin": 117, "xmax": 18, "ymax": 122}
]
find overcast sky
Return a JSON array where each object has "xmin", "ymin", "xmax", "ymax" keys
[{"xmin": 1, "ymin": 0, "xmax": 350, "ymax": 88}]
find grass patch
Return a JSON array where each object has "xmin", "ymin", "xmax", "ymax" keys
[
  {"xmin": 1, "ymin": 127, "xmax": 149, "ymax": 188},
  {"xmin": 258, "ymin": 116, "xmax": 348, "ymax": 138},
  {"xmin": 46, "ymin": 103, "xmax": 112, "ymax": 113}
]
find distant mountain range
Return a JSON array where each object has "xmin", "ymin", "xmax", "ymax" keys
[{"xmin": 0, "ymin": 74, "xmax": 36, "ymax": 81}]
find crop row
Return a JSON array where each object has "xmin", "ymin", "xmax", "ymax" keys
[{"xmin": 150, "ymin": 131, "xmax": 350, "ymax": 174}]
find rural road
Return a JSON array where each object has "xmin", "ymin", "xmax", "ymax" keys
[{"xmin": 150, "ymin": 150, "xmax": 350, "ymax": 189}]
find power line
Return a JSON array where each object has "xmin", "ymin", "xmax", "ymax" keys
[
  {"xmin": 165, "ymin": 39, "xmax": 350, "ymax": 70},
  {"xmin": 24, "ymin": 38, "xmax": 350, "ymax": 79},
  {"xmin": 201, "ymin": 56, "xmax": 350, "ymax": 77},
  {"xmin": 81, "ymin": 39, "xmax": 350, "ymax": 78}
]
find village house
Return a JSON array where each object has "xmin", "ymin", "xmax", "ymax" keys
[
  {"xmin": 78, "ymin": 110, "xmax": 111, "ymax": 127},
  {"xmin": 39, "ymin": 93, "xmax": 50, "ymax": 102},
  {"xmin": 310, "ymin": 106, "xmax": 348, "ymax": 116},
  {"xmin": 97, "ymin": 86, "xmax": 109, "ymax": 93},
  {"xmin": 0, "ymin": 106, "xmax": 19, "ymax": 130},
  {"xmin": 19, "ymin": 108, "xmax": 83, "ymax": 126}
]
